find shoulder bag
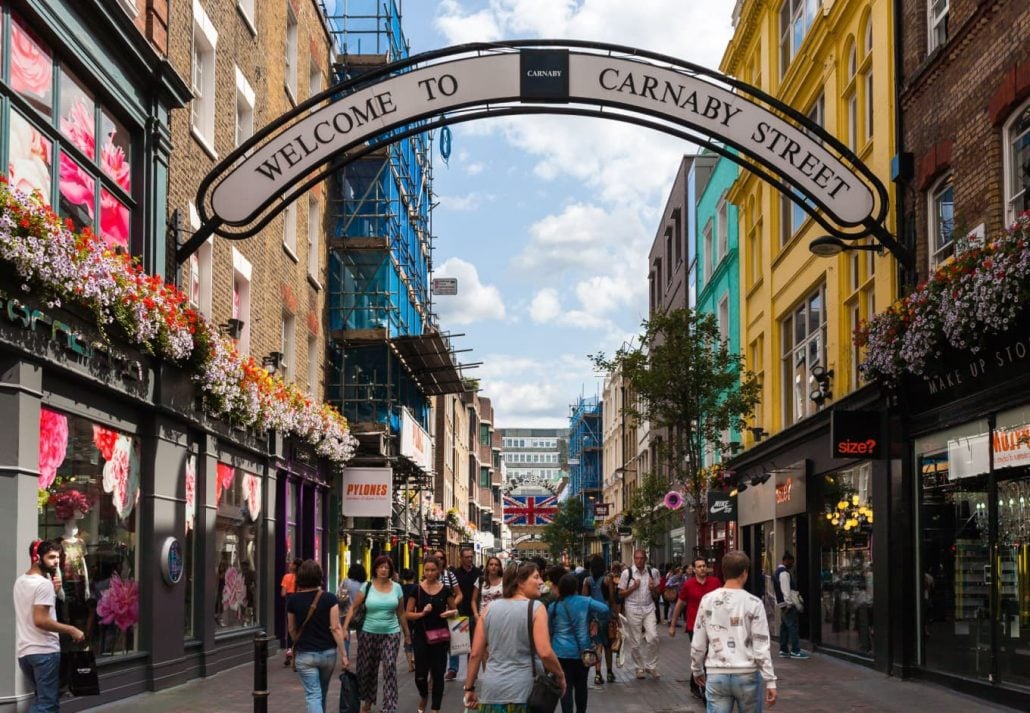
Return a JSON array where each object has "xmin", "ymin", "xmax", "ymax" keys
[
  {"xmin": 527, "ymin": 600, "xmax": 562, "ymax": 713},
  {"xmin": 350, "ymin": 582, "xmax": 371, "ymax": 631},
  {"xmin": 561, "ymin": 600, "xmax": 598, "ymax": 667},
  {"xmin": 290, "ymin": 589, "xmax": 323, "ymax": 671},
  {"xmin": 419, "ymin": 585, "xmax": 451, "ymax": 645}
]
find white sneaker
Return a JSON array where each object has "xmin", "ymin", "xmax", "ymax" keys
[{"xmin": 635, "ymin": 668, "xmax": 645, "ymax": 679}]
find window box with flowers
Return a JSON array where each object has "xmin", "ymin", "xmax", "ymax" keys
[{"xmin": 854, "ymin": 214, "xmax": 1030, "ymax": 384}]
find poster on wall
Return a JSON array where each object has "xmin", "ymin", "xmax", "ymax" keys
[
  {"xmin": 341, "ymin": 467, "xmax": 393, "ymax": 517},
  {"xmin": 399, "ymin": 408, "xmax": 433, "ymax": 471}
]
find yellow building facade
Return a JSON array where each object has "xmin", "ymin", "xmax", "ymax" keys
[{"xmin": 723, "ymin": 0, "xmax": 899, "ymax": 441}]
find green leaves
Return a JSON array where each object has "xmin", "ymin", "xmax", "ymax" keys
[{"xmin": 541, "ymin": 497, "xmax": 585, "ymax": 559}]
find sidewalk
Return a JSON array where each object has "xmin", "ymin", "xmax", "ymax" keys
[{"xmin": 87, "ymin": 630, "xmax": 1020, "ymax": 713}]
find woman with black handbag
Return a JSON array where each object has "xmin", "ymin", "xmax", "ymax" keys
[
  {"xmin": 549, "ymin": 574, "xmax": 610, "ymax": 713},
  {"xmin": 462, "ymin": 562, "xmax": 566, "ymax": 713},
  {"xmin": 404, "ymin": 556, "xmax": 457, "ymax": 713}
]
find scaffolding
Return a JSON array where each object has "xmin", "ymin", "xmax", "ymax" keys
[{"xmin": 568, "ymin": 397, "xmax": 603, "ymax": 504}]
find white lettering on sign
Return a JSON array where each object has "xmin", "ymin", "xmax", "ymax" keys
[{"xmin": 207, "ymin": 51, "xmax": 874, "ymax": 232}]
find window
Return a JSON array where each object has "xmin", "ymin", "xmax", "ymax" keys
[
  {"xmin": 845, "ymin": 41, "xmax": 858, "ymax": 151},
  {"xmin": 928, "ymin": 0, "xmax": 948, "ymax": 53},
  {"xmin": 673, "ymin": 209, "xmax": 683, "ymax": 265},
  {"xmin": 781, "ymin": 283, "xmax": 827, "ymax": 426},
  {"xmin": 307, "ymin": 195, "xmax": 321, "ymax": 281},
  {"xmin": 307, "ymin": 335, "xmax": 319, "ymax": 396},
  {"xmin": 718, "ymin": 296, "xmax": 730, "ymax": 344},
  {"xmin": 309, "ymin": 61, "xmax": 323, "ymax": 98},
  {"xmin": 928, "ymin": 175, "xmax": 955, "ymax": 269},
  {"xmin": 717, "ymin": 194, "xmax": 729, "ymax": 263},
  {"xmin": 703, "ymin": 220, "xmax": 714, "ymax": 281},
  {"xmin": 191, "ymin": 0, "xmax": 217, "ymax": 148},
  {"xmin": 748, "ymin": 226, "xmax": 762, "ymax": 287},
  {"xmin": 238, "ymin": 0, "xmax": 255, "ymax": 29},
  {"xmin": 480, "ymin": 467, "xmax": 491, "ymax": 487},
  {"xmin": 862, "ymin": 22, "xmax": 874, "ymax": 141},
  {"xmin": 285, "ymin": 4, "xmax": 298, "ymax": 99},
  {"xmin": 235, "ymin": 67, "xmax": 254, "ymax": 147},
  {"xmin": 665, "ymin": 231, "xmax": 673, "ymax": 284},
  {"xmin": 480, "ymin": 423, "xmax": 490, "ymax": 446},
  {"xmin": 649, "ymin": 272, "xmax": 656, "ymax": 314},
  {"xmin": 4, "ymin": 16, "xmax": 135, "ymax": 253},
  {"xmin": 1003, "ymin": 101, "xmax": 1030, "ymax": 224},
  {"xmin": 232, "ymin": 247, "xmax": 252, "ymax": 355},
  {"xmin": 215, "ymin": 463, "xmax": 261, "ymax": 630},
  {"xmin": 188, "ymin": 203, "xmax": 213, "ymax": 316},
  {"xmin": 780, "ymin": 192, "xmax": 807, "ymax": 244},
  {"xmin": 283, "ymin": 201, "xmax": 298, "ymax": 256},
  {"xmin": 779, "ymin": 0, "xmax": 817, "ymax": 76},
  {"xmin": 281, "ymin": 311, "xmax": 296, "ymax": 381},
  {"xmin": 654, "ymin": 260, "xmax": 663, "ymax": 305},
  {"xmin": 37, "ymin": 408, "xmax": 140, "ymax": 657}
]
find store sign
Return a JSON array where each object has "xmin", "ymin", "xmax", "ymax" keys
[
  {"xmin": 160, "ymin": 537, "xmax": 184, "ymax": 585},
  {"xmin": 426, "ymin": 519, "xmax": 446, "ymax": 548},
  {"xmin": 593, "ymin": 503, "xmax": 610, "ymax": 518},
  {"xmin": 775, "ymin": 464, "xmax": 807, "ymax": 519},
  {"xmin": 993, "ymin": 424, "xmax": 1030, "ymax": 469},
  {"xmin": 431, "ymin": 278, "xmax": 458, "ymax": 295},
  {"xmin": 706, "ymin": 491, "xmax": 737, "ymax": 522},
  {"xmin": 400, "ymin": 409, "xmax": 433, "ymax": 471},
  {"xmin": 341, "ymin": 467, "xmax": 393, "ymax": 517},
  {"xmin": 830, "ymin": 410, "xmax": 882, "ymax": 459}
]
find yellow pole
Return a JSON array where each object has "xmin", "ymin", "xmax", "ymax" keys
[
  {"xmin": 363, "ymin": 545, "xmax": 371, "ymax": 576},
  {"xmin": 403, "ymin": 541, "xmax": 410, "ymax": 571}
]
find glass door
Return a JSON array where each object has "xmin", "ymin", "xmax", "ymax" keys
[{"xmin": 996, "ymin": 473, "xmax": 1030, "ymax": 687}]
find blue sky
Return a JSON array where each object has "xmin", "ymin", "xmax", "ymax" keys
[{"xmin": 386, "ymin": 1, "xmax": 738, "ymax": 427}]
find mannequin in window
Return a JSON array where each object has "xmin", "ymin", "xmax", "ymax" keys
[{"xmin": 53, "ymin": 489, "xmax": 92, "ymax": 635}]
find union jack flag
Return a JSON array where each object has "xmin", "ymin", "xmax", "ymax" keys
[{"xmin": 503, "ymin": 494, "xmax": 558, "ymax": 526}]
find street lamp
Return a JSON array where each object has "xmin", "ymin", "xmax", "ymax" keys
[{"xmin": 808, "ymin": 235, "xmax": 884, "ymax": 258}]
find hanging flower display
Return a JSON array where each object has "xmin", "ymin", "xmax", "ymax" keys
[
  {"xmin": 221, "ymin": 566, "xmax": 247, "ymax": 612},
  {"xmin": 0, "ymin": 181, "xmax": 357, "ymax": 465},
  {"xmin": 38, "ymin": 407, "xmax": 68, "ymax": 490},
  {"xmin": 184, "ymin": 456, "xmax": 195, "ymax": 533},
  {"xmin": 215, "ymin": 462, "xmax": 235, "ymax": 506},
  {"xmin": 92, "ymin": 425, "xmax": 119, "ymax": 461},
  {"xmin": 855, "ymin": 214, "xmax": 1030, "ymax": 383},
  {"xmin": 242, "ymin": 472, "xmax": 261, "ymax": 520},
  {"xmin": 51, "ymin": 486, "xmax": 92, "ymax": 521},
  {"xmin": 96, "ymin": 573, "xmax": 139, "ymax": 632},
  {"xmin": 102, "ymin": 434, "xmax": 139, "ymax": 520}
]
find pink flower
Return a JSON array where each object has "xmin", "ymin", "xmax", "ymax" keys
[
  {"xmin": 216, "ymin": 462, "xmax": 235, "ymax": 506},
  {"xmin": 221, "ymin": 566, "xmax": 246, "ymax": 613},
  {"xmin": 243, "ymin": 472, "xmax": 261, "ymax": 520},
  {"xmin": 102, "ymin": 434, "xmax": 139, "ymax": 519},
  {"xmin": 10, "ymin": 19, "xmax": 52, "ymax": 101},
  {"xmin": 100, "ymin": 189, "xmax": 129, "ymax": 251},
  {"xmin": 101, "ymin": 137, "xmax": 131, "ymax": 192},
  {"xmin": 38, "ymin": 408, "xmax": 68, "ymax": 490},
  {"xmin": 9, "ymin": 114, "xmax": 51, "ymax": 199},
  {"xmin": 96, "ymin": 574, "xmax": 139, "ymax": 632},
  {"xmin": 52, "ymin": 486, "xmax": 92, "ymax": 521},
  {"xmin": 92, "ymin": 425, "xmax": 119, "ymax": 461},
  {"xmin": 185, "ymin": 456, "xmax": 196, "ymax": 533},
  {"xmin": 59, "ymin": 153, "xmax": 95, "ymax": 219},
  {"xmin": 61, "ymin": 97, "xmax": 95, "ymax": 159}
]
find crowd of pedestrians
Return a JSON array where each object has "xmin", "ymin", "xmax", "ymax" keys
[{"xmin": 252, "ymin": 546, "xmax": 812, "ymax": 713}]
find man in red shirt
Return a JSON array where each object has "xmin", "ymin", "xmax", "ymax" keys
[{"xmin": 668, "ymin": 557, "xmax": 721, "ymax": 699}]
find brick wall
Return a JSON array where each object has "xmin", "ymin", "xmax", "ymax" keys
[
  {"xmin": 899, "ymin": 0, "xmax": 1030, "ymax": 278},
  {"xmin": 166, "ymin": 0, "xmax": 331, "ymax": 397}
]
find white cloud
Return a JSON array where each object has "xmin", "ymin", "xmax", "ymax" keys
[
  {"xmin": 465, "ymin": 162, "xmax": 486, "ymax": 176},
  {"xmin": 433, "ymin": 257, "xmax": 506, "ymax": 324},
  {"xmin": 529, "ymin": 288, "xmax": 562, "ymax": 323},
  {"xmin": 475, "ymin": 352, "xmax": 603, "ymax": 427},
  {"xmin": 438, "ymin": 191, "xmax": 493, "ymax": 212}
]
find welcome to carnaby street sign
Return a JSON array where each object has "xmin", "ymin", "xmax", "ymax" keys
[{"xmin": 180, "ymin": 41, "xmax": 892, "ymax": 263}]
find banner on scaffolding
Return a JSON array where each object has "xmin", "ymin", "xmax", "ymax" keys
[
  {"xmin": 400, "ymin": 409, "xmax": 433, "ymax": 471},
  {"xmin": 341, "ymin": 467, "xmax": 393, "ymax": 517}
]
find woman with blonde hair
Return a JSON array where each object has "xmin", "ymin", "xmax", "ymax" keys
[{"xmin": 463, "ymin": 563, "xmax": 566, "ymax": 713}]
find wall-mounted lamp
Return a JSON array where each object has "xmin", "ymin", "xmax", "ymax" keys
[
  {"xmin": 730, "ymin": 471, "xmax": 771, "ymax": 497},
  {"xmin": 748, "ymin": 426, "xmax": 766, "ymax": 441},
  {"xmin": 809, "ymin": 365, "xmax": 834, "ymax": 407},
  {"xmin": 262, "ymin": 351, "xmax": 285, "ymax": 373},
  {"xmin": 727, "ymin": 440, "xmax": 742, "ymax": 454},
  {"xmin": 220, "ymin": 318, "xmax": 245, "ymax": 339},
  {"xmin": 809, "ymin": 236, "xmax": 884, "ymax": 258}
]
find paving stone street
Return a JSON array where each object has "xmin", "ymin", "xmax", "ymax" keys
[{"xmin": 87, "ymin": 630, "xmax": 1020, "ymax": 713}]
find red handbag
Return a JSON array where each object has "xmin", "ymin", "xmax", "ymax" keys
[{"xmin": 419, "ymin": 586, "xmax": 451, "ymax": 645}]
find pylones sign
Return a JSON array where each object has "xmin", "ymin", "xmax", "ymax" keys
[{"xmin": 341, "ymin": 467, "xmax": 393, "ymax": 517}]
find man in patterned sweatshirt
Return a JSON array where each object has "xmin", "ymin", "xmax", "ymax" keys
[{"xmin": 690, "ymin": 551, "xmax": 778, "ymax": 712}]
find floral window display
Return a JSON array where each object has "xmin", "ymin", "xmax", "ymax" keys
[
  {"xmin": 215, "ymin": 463, "xmax": 260, "ymax": 630},
  {"xmin": 4, "ymin": 12, "xmax": 133, "ymax": 252},
  {"xmin": 36, "ymin": 408, "xmax": 140, "ymax": 657}
]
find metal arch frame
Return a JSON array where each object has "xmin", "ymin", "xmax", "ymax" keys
[{"xmin": 179, "ymin": 39, "xmax": 911, "ymax": 267}]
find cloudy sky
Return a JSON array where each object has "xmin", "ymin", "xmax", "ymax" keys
[{"xmin": 387, "ymin": 0, "xmax": 738, "ymax": 427}]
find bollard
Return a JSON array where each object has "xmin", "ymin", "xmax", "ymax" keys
[{"xmin": 253, "ymin": 631, "xmax": 274, "ymax": 713}]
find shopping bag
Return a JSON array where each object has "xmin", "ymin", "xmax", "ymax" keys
[
  {"xmin": 448, "ymin": 615, "xmax": 471, "ymax": 656},
  {"xmin": 339, "ymin": 670, "xmax": 360, "ymax": 713},
  {"xmin": 62, "ymin": 648, "xmax": 100, "ymax": 696}
]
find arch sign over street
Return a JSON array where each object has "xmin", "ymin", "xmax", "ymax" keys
[{"xmin": 181, "ymin": 41, "xmax": 904, "ymax": 263}]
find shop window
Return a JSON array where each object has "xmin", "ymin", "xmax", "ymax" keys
[
  {"xmin": 235, "ymin": 67, "xmax": 255, "ymax": 147},
  {"xmin": 818, "ymin": 462, "xmax": 874, "ymax": 654},
  {"xmin": 214, "ymin": 463, "xmax": 261, "ymax": 630},
  {"xmin": 928, "ymin": 175, "xmax": 955, "ymax": 270},
  {"xmin": 4, "ymin": 16, "xmax": 134, "ymax": 252},
  {"xmin": 927, "ymin": 0, "xmax": 948, "ymax": 53},
  {"xmin": 184, "ymin": 454, "xmax": 197, "ymax": 637},
  {"xmin": 286, "ymin": 480, "xmax": 299, "ymax": 563},
  {"xmin": 314, "ymin": 489, "xmax": 324, "ymax": 566},
  {"xmin": 781, "ymin": 283, "xmax": 827, "ymax": 426},
  {"xmin": 36, "ymin": 408, "xmax": 140, "ymax": 658},
  {"xmin": 191, "ymin": 0, "xmax": 217, "ymax": 149},
  {"xmin": 1003, "ymin": 100, "xmax": 1030, "ymax": 225}
]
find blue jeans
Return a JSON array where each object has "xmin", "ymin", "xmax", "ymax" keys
[
  {"xmin": 705, "ymin": 672, "xmax": 763, "ymax": 713},
  {"xmin": 779, "ymin": 606, "xmax": 800, "ymax": 654},
  {"xmin": 18, "ymin": 653, "xmax": 61, "ymax": 713},
  {"xmin": 295, "ymin": 648, "xmax": 337, "ymax": 713}
]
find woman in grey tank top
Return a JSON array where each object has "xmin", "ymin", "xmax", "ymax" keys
[{"xmin": 462, "ymin": 563, "xmax": 566, "ymax": 712}]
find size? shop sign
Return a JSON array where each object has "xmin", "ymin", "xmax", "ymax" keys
[
  {"xmin": 830, "ymin": 410, "xmax": 882, "ymax": 459},
  {"xmin": 341, "ymin": 467, "xmax": 393, "ymax": 517}
]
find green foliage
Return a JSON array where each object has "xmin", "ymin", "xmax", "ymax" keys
[
  {"xmin": 541, "ymin": 497, "xmax": 585, "ymax": 559},
  {"xmin": 627, "ymin": 472, "xmax": 672, "ymax": 554},
  {"xmin": 592, "ymin": 307, "xmax": 761, "ymax": 512}
]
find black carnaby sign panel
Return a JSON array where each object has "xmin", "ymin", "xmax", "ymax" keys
[{"xmin": 520, "ymin": 49, "xmax": 569, "ymax": 101}]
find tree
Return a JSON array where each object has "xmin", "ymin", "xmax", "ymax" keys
[
  {"xmin": 593, "ymin": 308, "xmax": 761, "ymax": 540},
  {"xmin": 626, "ymin": 471, "xmax": 672, "ymax": 556},
  {"xmin": 541, "ymin": 497, "xmax": 585, "ymax": 560}
]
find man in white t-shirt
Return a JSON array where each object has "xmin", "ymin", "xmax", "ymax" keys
[
  {"xmin": 691, "ymin": 550, "xmax": 777, "ymax": 713},
  {"xmin": 14, "ymin": 539, "xmax": 85, "ymax": 713},
  {"xmin": 617, "ymin": 549, "xmax": 663, "ymax": 680}
]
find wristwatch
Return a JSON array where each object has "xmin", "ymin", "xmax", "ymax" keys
[{"xmin": 463, "ymin": 685, "xmax": 476, "ymax": 691}]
